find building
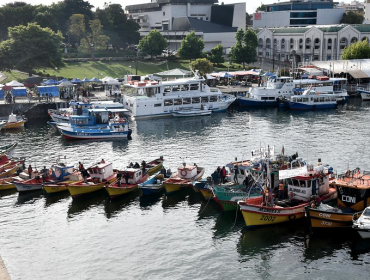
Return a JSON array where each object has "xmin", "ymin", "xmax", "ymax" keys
[
  {"xmin": 338, "ymin": 1, "xmax": 365, "ymax": 13},
  {"xmin": 253, "ymin": 0, "xmax": 345, "ymax": 29},
  {"xmin": 125, "ymin": 0, "xmax": 246, "ymax": 52},
  {"xmin": 256, "ymin": 24, "xmax": 370, "ymax": 67}
]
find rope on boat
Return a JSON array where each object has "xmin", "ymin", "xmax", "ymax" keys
[
  {"xmin": 198, "ymin": 194, "xmax": 212, "ymax": 215},
  {"xmin": 231, "ymin": 202, "xmax": 239, "ymax": 229}
]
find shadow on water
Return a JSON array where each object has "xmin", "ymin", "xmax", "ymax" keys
[
  {"xmin": 237, "ymin": 219, "xmax": 307, "ymax": 258},
  {"xmin": 162, "ymin": 188, "xmax": 193, "ymax": 209},
  {"xmin": 15, "ymin": 190, "xmax": 44, "ymax": 205},
  {"xmin": 197, "ymin": 199, "xmax": 221, "ymax": 220},
  {"xmin": 0, "ymin": 188, "xmax": 17, "ymax": 198},
  {"xmin": 212, "ymin": 209, "xmax": 245, "ymax": 240},
  {"xmin": 60, "ymin": 137, "xmax": 130, "ymax": 147},
  {"xmin": 44, "ymin": 191, "xmax": 70, "ymax": 207},
  {"xmin": 67, "ymin": 189, "xmax": 107, "ymax": 218},
  {"xmin": 103, "ymin": 189, "xmax": 140, "ymax": 219},
  {"xmin": 139, "ymin": 190, "xmax": 165, "ymax": 209}
]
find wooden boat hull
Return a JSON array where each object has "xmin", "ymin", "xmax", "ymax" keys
[
  {"xmin": 3, "ymin": 121, "xmax": 25, "ymax": 129},
  {"xmin": 163, "ymin": 181, "xmax": 194, "ymax": 194},
  {"xmin": 68, "ymin": 182, "xmax": 105, "ymax": 198},
  {"xmin": 105, "ymin": 185, "xmax": 138, "ymax": 199},
  {"xmin": 0, "ymin": 178, "xmax": 15, "ymax": 190},
  {"xmin": 43, "ymin": 184, "xmax": 68, "ymax": 194},
  {"xmin": 140, "ymin": 185, "xmax": 164, "ymax": 195},
  {"xmin": 0, "ymin": 143, "xmax": 18, "ymax": 157},
  {"xmin": 200, "ymin": 189, "xmax": 213, "ymax": 200},
  {"xmin": 305, "ymin": 206, "xmax": 357, "ymax": 230},
  {"xmin": 0, "ymin": 164, "xmax": 18, "ymax": 178}
]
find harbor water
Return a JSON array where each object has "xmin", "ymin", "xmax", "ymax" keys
[{"xmin": 1, "ymin": 98, "xmax": 370, "ymax": 279}]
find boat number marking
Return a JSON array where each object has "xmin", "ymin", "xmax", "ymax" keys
[
  {"xmin": 319, "ymin": 213, "xmax": 331, "ymax": 218},
  {"xmin": 321, "ymin": 221, "xmax": 332, "ymax": 226},
  {"xmin": 289, "ymin": 187, "xmax": 306, "ymax": 194},
  {"xmin": 260, "ymin": 215, "xmax": 276, "ymax": 222},
  {"xmin": 258, "ymin": 208, "xmax": 281, "ymax": 214},
  {"xmin": 342, "ymin": 195, "xmax": 356, "ymax": 203}
]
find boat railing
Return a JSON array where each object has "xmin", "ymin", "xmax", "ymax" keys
[{"xmin": 336, "ymin": 168, "xmax": 370, "ymax": 185}]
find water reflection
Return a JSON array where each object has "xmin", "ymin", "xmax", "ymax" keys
[
  {"xmin": 212, "ymin": 211, "xmax": 244, "ymax": 240},
  {"xmin": 16, "ymin": 190, "xmax": 44, "ymax": 205},
  {"xmin": 139, "ymin": 191, "xmax": 165, "ymax": 209},
  {"xmin": 0, "ymin": 188, "xmax": 17, "ymax": 198},
  {"xmin": 44, "ymin": 191, "xmax": 70, "ymax": 208},
  {"xmin": 103, "ymin": 190, "xmax": 140, "ymax": 219},
  {"xmin": 67, "ymin": 190, "xmax": 107, "ymax": 218},
  {"xmin": 162, "ymin": 189, "xmax": 193, "ymax": 209}
]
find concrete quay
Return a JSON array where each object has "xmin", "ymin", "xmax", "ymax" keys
[{"xmin": 0, "ymin": 256, "xmax": 10, "ymax": 280}]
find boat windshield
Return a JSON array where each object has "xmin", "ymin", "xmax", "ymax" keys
[
  {"xmin": 122, "ymin": 86, "xmax": 138, "ymax": 95},
  {"xmin": 364, "ymin": 208, "xmax": 370, "ymax": 217}
]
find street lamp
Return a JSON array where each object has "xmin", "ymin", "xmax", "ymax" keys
[{"xmin": 227, "ymin": 62, "xmax": 230, "ymax": 91}]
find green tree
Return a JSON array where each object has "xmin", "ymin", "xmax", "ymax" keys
[
  {"xmin": 138, "ymin": 29, "xmax": 167, "ymax": 59},
  {"xmin": 0, "ymin": 23, "xmax": 64, "ymax": 73},
  {"xmin": 69, "ymin": 14, "xmax": 109, "ymax": 59},
  {"xmin": 340, "ymin": 11, "xmax": 364, "ymax": 24},
  {"xmin": 190, "ymin": 58, "xmax": 213, "ymax": 78},
  {"xmin": 229, "ymin": 28, "xmax": 258, "ymax": 68},
  {"xmin": 178, "ymin": 31, "xmax": 204, "ymax": 61},
  {"xmin": 209, "ymin": 44, "xmax": 224, "ymax": 65},
  {"xmin": 341, "ymin": 39, "xmax": 370, "ymax": 60},
  {"xmin": 256, "ymin": 4, "xmax": 266, "ymax": 12}
]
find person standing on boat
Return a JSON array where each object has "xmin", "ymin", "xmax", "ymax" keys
[
  {"xmin": 42, "ymin": 166, "xmax": 48, "ymax": 182},
  {"xmin": 160, "ymin": 167, "xmax": 166, "ymax": 176},
  {"xmin": 278, "ymin": 181, "xmax": 285, "ymax": 200},
  {"xmin": 28, "ymin": 165, "xmax": 33, "ymax": 179},
  {"xmin": 81, "ymin": 168, "xmax": 89, "ymax": 183},
  {"xmin": 116, "ymin": 171, "xmax": 122, "ymax": 187},
  {"xmin": 220, "ymin": 166, "xmax": 227, "ymax": 184},
  {"xmin": 78, "ymin": 162, "xmax": 84, "ymax": 172},
  {"xmin": 211, "ymin": 170, "xmax": 220, "ymax": 185},
  {"xmin": 124, "ymin": 171, "xmax": 129, "ymax": 185},
  {"xmin": 233, "ymin": 165, "xmax": 239, "ymax": 184}
]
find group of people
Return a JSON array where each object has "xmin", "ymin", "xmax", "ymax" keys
[
  {"xmin": 210, "ymin": 166, "xmax": 228, "ymax": 185},
  {"xmin": 116, "ymin": 170, "xmax": 130, "ymax": 187}
]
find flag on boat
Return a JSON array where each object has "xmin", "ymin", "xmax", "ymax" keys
[{"xmin": 358, "ymin": 169, "xmax": 361, "ymax": 175}]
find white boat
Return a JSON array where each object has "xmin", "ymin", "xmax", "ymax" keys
[
  {"xmin": 121, "ymin": 71, "xmax": 236, "ymax": 119},
  {"xmin": 357, "ymin": 87, "xmax": 370, "ymax": 101},
  {"xmin": 353, "ymin": 206, "xmax": 370, "ymax": 239},
  {"xmin": 287, "ymin": 88, "xmax": 338, "ymax": 110},
  {"xmin": 172, "ymin": 105, "xmax": 212, "ymax": 117},
  {"xmin": 0, "ymin": 120, "xmax": 6, "ymax": 130},
  {"xmin": 237, "ymin": 75, "xmax": 348, "ymax": 107}
]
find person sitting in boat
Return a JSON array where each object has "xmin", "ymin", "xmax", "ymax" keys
[
  {"xmin": 42, "ymin": 166, "xmax": 48, "ymax": 182},
  {"xmin": 160, "ymin": 167, "xmax": 166, "ymax": 176},
  {"xmin": 166, "ymin": 168, "xmax": 172, "ymax": 176},
  {"xmin": 128, "ymin": 162, "xmax": 134, "ymax": 168},
  {"xmin": 133, "ymin": 162, "xmax": 140, "ymax": 168},
  {"xmin": 278, "ymin": 181, "xmax": 285, "ymax": 200},
  {"xmin": 101, "ymin": 159, "xmax": 105, "ymax": 163}
]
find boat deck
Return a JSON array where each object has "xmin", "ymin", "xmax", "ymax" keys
[{"xmin": 331, "ymin": 170, "xmax": 370, "ymax": 189}]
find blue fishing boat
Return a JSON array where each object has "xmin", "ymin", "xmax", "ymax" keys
[
  {"xmin": 56, "ymin": 108, "xmax": 132, "ymax": 140},
  {"xmin": 138, "ymin": 172, "xmax": 166, "ymax": 195}
]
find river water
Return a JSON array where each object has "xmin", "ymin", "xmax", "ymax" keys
[{"xmin": 1, "ymin": 98, "xmax": 370, "ymax": 279}]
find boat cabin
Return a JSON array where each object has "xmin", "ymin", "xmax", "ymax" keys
[
  {"xmin": 70, "ymin": 108, "xmax": 129, "ymax": 127},
  {"xmin": 88, "ymin": 161, "xmax": 113, "ymax": 181},
  {"xmin": 50, "ymin": 162, "xmax": 75, "ymax": 181},
  {"xmin": 291, "ymin": 94, "xmax": 337, "ymax": 104},
  {"xmin": 178, "ymin": 164, "xmax": 198, "ymax": 179},
  {"xmin": 119, "ymin": 168, "xmax": 143, "ymax": 185}
]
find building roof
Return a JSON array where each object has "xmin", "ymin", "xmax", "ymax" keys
[
  {"xmin": 172, "ymin": 17, "xmax": 237, "ymax": 33},
  {"xmin": 262, "ymin": 24, "xmax": 370, "ymax": 34},
  {"xmin": 126, "ymin": 0, "xmax": 217, "ymax": 12}
]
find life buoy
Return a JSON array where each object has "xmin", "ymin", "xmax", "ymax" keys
[
  {"xmin": 180, "ymin": 170, "xmax": 187, "ymax": 177},
  {"xmin": 49, "ymin": 169, "xmax": 52, "ymax": 176},
  {"xmin": 289, "ymin": 214, "xmax": 296, "ymax": 220}
]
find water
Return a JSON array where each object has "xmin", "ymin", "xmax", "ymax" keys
[{"xmin": 1, "ymin": 98, "xmax": 370, "ymax": 279}]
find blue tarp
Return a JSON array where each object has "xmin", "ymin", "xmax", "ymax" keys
[
  {"xmin": 0, "ymin": 90, "xmax": 3, "ymax": 99},
  {"xmin": 70, "ymin": 78, "xmax": 82, "ymax": 83},
  {"xmin": 90, "ymin": 77, "xmax": 102, "ymax": 82},
  {"xmin": 81, "ymin": 78, "xmax": 90, "ymax": 82},
  {"xmin": 37, "ymin": 85, "xmax": 59, "ymax": 97},
  {"xmin": 58, "ymin": 78, "xmax": 68, "ymax": 84},
  {"xmin": 12, "ymin": 87, "xmax": 27, "ymax": 97},
  {"xmin": 42, "ymin": 79, "xmax": 58, "ymax": 85},
  {"xmin": 263, "ymin": 72, "xmax": 275, "ymax": 76}
]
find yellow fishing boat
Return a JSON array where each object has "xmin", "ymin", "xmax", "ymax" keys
[
  {"xmin": 1, "ymin": 113, "xmax": 26, "ymax": 130},
  {"xmin": 163, "ymin": 163, "xmax": 205, "ymax": 194},
  {"xmin": 43, "ymin": 172, "xmax": 83, "ymax": 194},
  {"xmin": 0, "ymin": 178, "xmax": 15, "ymax": 190},
  {"xmin": 68, "ymin": 181, "xmax": 106, "ymax": 198},
  {"xmin": 0, "ymin": 163, "xmax": 18, "ymax": 178}
]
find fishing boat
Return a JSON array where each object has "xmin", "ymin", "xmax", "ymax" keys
[
  {"xmin": 194, "ymin": 178, "xmax": 214, "ymax": 200},
  {"xmin": 121, "ymin": 71, "xmax": 236, "ymax": 119},
  {"xmin": 237, "ymin": 76, "xmax": 348, "ymax": 107},
  {"xmin": 0, "ymin": 178, "xmax": 15, "ymax": 191},
  {"xmin": 356, "ymin": 87, "xmax": 370, "ymax": 101},
  {"xmin": 353, "ymin": 206, "xmax": 370, "ymax": 239},
  {"xmin": 1, "ymin": 113, "xmax": 27, "ymax": 129},
  {"xmin": 238, "ymin": 158, "xmax": 337, "ymax": 228},
  {"xmin": 138, "ymin": 172, "xmax": 166, "ymax": 195},
  {"xmin": 0, "ymin": 162, "xmax": 19, "ymax": 178},
  {"xmin": 145, "ymin": 157, "xmax": 164, "ymax": 175},
  {"xmin": 0, "ymin": 120, "xmax": 6, "ymax": 130},
  {"xmin": 286, "ymin": 88, "xmax": 338, "ymax": 110},
  {"xmin": 305, "ymin": 168, "xmax": 370, "ymax": 231},
  {"xmin": 13, "ymin": 161, "xmax": 75, "ymax": 192},
  {"xmin": 43, "ymin": 171, "xmax": 83, "ymax": 194},
  {"xmin": 0, "ymin": 143, "xmax": 17, "ymax": 158},
  {"xmin": 163, "ymin": 163, "xmax": 205, "ymax": 194},
  {"xmin": 105, "ymin": 168, "xmax": 148, "ymax": 199},
  {"xmin": 56, "ymin": 108, "xmax": 132, "ymax": 140},
  {"xmin": 67, "ymin": 160, "xmax": 116, "ymax": 198},
  {"xmin": 172, "ymin": 106, "xmax": 212, "ymax": 117}
]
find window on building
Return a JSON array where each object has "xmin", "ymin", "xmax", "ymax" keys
[
  {"xmin": 362, "ymin": 37, "xmax": 368, "ymax": 42},
  {"xmin": 314, "ymin": 38, "xmax": 320, "ymax": 49},
  {"xmin": 281, "ymin": 39, "xmax": 285, "ymax": 50},
  {"xmin": 163, "ymin": 11, "xmax": 165, "ymax": 16},
  {"xmin": 340, "ymin": 38, "xmax": 348, "ymax": 49},
  {"xmin": 266, "ymin": 38, "xmax": 271, "ymax": 49},
  {"xmin": 273, "ymin": 38, "xmax": 278, "ymax": 48},
  {"xmin": 305, "ymin": 38, "xmax": 311, "ymax": 50},
  {"xmin": 258, "ymin": 38, "xmax": 263, "ymax": 48},
  {"xmin": 290, "ymin": 38, "xmax": 294, "ymax": 49},
  {"xmin": 351, "ymin": 37, "xmax": 358, "ymax": 44},
  {"xmin": 299, "ymin": 39, "xmax": 303, "ymax": 49}
]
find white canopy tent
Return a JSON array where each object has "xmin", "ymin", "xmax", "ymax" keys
[{"xmin": 6, "ymin": 80, "xmax": 24, "ymax": 87}]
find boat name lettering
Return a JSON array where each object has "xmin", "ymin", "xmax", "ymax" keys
[
  {"xmin": 260, "ymin": 215, "xmax": 276, "ymax": 222},
  {"xmin": 321, "ymin": 220, "xmax": 332, "ymax": 226},
  {"xmin": 342, "ymin": 195, "xmax": 356, "ymax": 203},
  {"xmin": 289, "ymin": 187, "xmax": 306, "ymax": 194},
  {"xmin": 258, "ymin": 208, "xmax": 281, "ymax": 213},
  {"xmin": 319, "ymin": 213, "xmax": 331, "ymax": 218}
]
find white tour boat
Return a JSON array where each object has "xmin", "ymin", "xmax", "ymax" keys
[
  {"xmin": 353, "ymin": 206, "xmax": 370, "ymax": 239},
  {"xmin": 121, "ymin": 71, "xmax": 236, "ymax": 119}
]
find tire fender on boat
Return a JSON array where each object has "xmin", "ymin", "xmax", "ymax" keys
[
  {"xmin": 289, "ymin": 214, "xmax": 296, "ymax": 220},
  {"xmin": 180, "ymin": 170, "xmax": 187, "ymax": 177}
]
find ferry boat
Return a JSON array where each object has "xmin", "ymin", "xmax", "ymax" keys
[
  {"xmin": 56, "ymin": 108, "xmax": 132, "ymax": 140},
  {"xmin": 163, "ymin": 163, "xmax": 205, "ymax": 194},
  {"xmin": 357, "ymin": 87, "xmax": 370, "ymax": 101},
  {"xmin": 238, "ymin": 159, "xmax": 337, "ymax": 228},
  {"xmin": 237, "ymin": 75, "xmax": 348, "ymax": 107},
  {"xmin": 286, "ymin": 88, "xmax": 338, "ymax": 110},
  {"xmin": 305, "ymin": 168, "xmax": 370, "ymax": 231},
  {"xmin": 121, "ymin": 72, "xmax": 236, "ymax": 119}
]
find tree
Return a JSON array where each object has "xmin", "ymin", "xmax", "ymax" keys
[
  {"xmin": 178, "ymin": 31, "xmax": 204, "ymax": 61},
  {"xmin": 256, "ymin": 4, "xmax": 266, "ymax": 12},
  {"xmin": 340, "ymin": 11, "xmax": 364, "ymax": 24},
  {"xmin": 0, "ymin": 23, "xmax": 64, "ymax": 73},
  {"xmin": 209, "ymin": 44, "xmax": 224, "ymax": 65},
  {"xmin": 341, "ymin": 39, "xmax": 370, "ymax": 60},
  {"xmin": 138, "ymin": 29, "xmax": 167, "ymax": 59},
  {"xmin": 229, "ymin": 28, "xmax": 258, "ymax": 68},
  {"xmin": 190, "ymin": 58, "xmax": 213, "ymax": 78},
  {"xmin": 68, "ymin": 14, "xmax": 109, "ymax": 59}
]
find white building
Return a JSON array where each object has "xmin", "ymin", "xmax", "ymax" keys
[
  {"xmin": 257, "ymin": 24, "xmax": 370, "ymax": 65},
  {"xmin": 126, "ymin": 0, "xmax": 246, "ymax": 52},
  {"xmin": 253, "ymin": 0, "xmax": 345, "ymax": 29}
]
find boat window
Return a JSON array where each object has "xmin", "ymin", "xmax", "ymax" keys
[
  {"xmin": 172, "ymin": 85, "xmax": 180, "ymax": 91},
  {"xmin": 209, "ymin": 96, "xmax": 218, "ymax": 102},
  {"xmin": 192, "ymin": 97, "xmax": 200, "ymax": 104},
  {"xmin": 364, "ymin": 208, "xmax": 370, "ymax": 216},
  {"xmin": 183, "ymin": 98, "xmax": 191, "ymax": 104},
  {"xmin": 181, "ymin": 85, "xmax": 188, "ymax": 91},
  {"xmin": 99, "ymin": 169, "xmax": 103, "ymax": 174},
  {"xmin": 201, "ymin": 97, "xmax": 208, "ymax": 103},
  {"xmin": 122, "ymin": 85, "xmax": 138, "ymax": 95},
  {"xmin": 164, "ymin": 99, "xmax": 173, "ymax": 106},
  {"xmin": 320, "ymin": 97, "xmax": 324, "ymax": 102},
  {"xmin": 174, "ymin": 99, "xmax": 182, "ymax": 105},
  {"xmin": 145, "ymin": 87, "xmax": 156, "ymax": 97},
  {"xmin": 164, "ymin": 86, "xmax": 171, "ymax": 92},
  {"xmin": 292, "ymin": 179, "xmax": 300, "ymax": 186},
  {"xmin": 240, "ymin": 170, "xmax": 245, "ymax": 175},
  {"xmin": 154, "ymin": 103, "xmax": 162, "ymax": 107},
  {"xmin": 303, "ymin": 98, "xmax": 309, "ymax": 102},
  {"xmin": 190, "ymin": 84, "xmax": 199, "ymax": 90}
]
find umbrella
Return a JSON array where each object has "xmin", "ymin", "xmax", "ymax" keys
[{"xmin": 6, "ymin": 80, "xmax": 24, "ymax": 87}]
